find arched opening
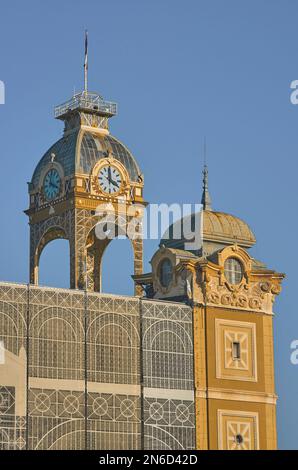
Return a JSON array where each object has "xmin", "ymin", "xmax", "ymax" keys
[
  {"xmin": 38, "ymin": 239, "xmax": 70, "ymax": 289},
  {"xmin": 101, "ymin": 237, "xmax": 134, "ymax": 296}
]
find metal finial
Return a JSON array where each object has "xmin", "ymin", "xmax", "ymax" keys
[
  {"xmin": 84, "ymin": 30, "xmax": 88, "ymax": 93},
  {"xmin": 201, "ymin": 139, "xmax": 212, "ymax": 210}
]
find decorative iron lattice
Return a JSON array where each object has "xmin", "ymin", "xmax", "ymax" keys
[
  {"xmin": 144, "ymin": 397, "xmax": 195, "ymax": 450},
  {"xmin": 0, "ymin": 283, "xmax": 195, "ymax": 450},
  {"xmin": 141, "ymin": 300, "xmax": 195, "ymax": 450},
  {"xmin": 29, "ymin": 209, "xmax": 143, "ymax": 294},
  {"xmin": 142, "ymin": 301, "xmax": 194, "ymax": 390}
]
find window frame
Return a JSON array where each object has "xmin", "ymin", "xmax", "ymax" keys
[{"xmin": 224, "ymin": 257, "xmax": 243, "ymax": 285}]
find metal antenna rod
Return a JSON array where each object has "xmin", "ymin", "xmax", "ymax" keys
[{"xmin": 84, "ymin": 30, "xmax": 88, "ymax": 93}]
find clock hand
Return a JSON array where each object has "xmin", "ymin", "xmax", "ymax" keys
[
  {"xmin": 102, "ymin": 166, "xmax": 120, "ymax": 192},
  {"xmin": 49, "ymin": 181, "xmax": 58, "ymax": 190},
  {"xmin": 107, "ymin": 167, "xmax": 119, "ymax": 191},
  {"xmin": 107, "ymin": 168, "xmax": 119, "ymax": 184},
  {"xmin": 106, "ymin": 167, "xmax": 120, "ymax": 185},
  {"xmin": 110, "ymin": 179, "xmax": 120, "ymax": 188}
]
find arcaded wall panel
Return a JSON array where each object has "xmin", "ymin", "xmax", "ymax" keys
[
  {"xmin": 86, "ymin": 293, "xmax": 141, "ymax": 450},
  {"xmin": 141, "ymin": 300, "xmax": 195, "ymax": 450},
  {"xmin": 0, "ymin": 283, "xmax": 195, "ymax": 450},
  {"xmin": 27, "ymin": 286, "xmax": 85, "ymax": 450},
  {"xmin": 0, "ymin": 283, "xmax": 27, "ymax": 450}
]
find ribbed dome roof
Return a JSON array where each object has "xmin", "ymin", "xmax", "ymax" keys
[
  {"xmin": 30, "ymin": 129, "xmax": 141, "ymax": 189},
  {"xmin": 160, "ymin": 209, "xmax": 256, "ymax": 251},
  {"xmin": 203, "ymin": 210, "xmax": 256, "ymax": 247}
]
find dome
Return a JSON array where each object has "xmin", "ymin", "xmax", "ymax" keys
[
  {"xmin": 30, "ymin": 129, "xmax": 141, "ymax": 189},
  {"xmin": 202, "ymin": 210, "xmax": 256, "ymax": 247},
  {"xmin": 160, "ymin": 164, "xmax": 256, "ymax": 253},
  {"xmin": 160, "ymin": 210, "xmax": 256, "ymax": 252}
]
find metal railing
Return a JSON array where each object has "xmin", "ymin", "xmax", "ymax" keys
[{"xmin": 54, "ymin": 92, "xmax": 117, "ymax": 118}]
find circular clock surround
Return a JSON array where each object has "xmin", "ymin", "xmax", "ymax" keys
[
  {"xmin": 224, "ymin": 257, "xmax": 243, "ymax": 285},
  {"xmin": 98, "ymin": 164, "xmax": 123, "ymax": 195},
  {"xmin": 158, "ymin": 258, "xmax": 173, "ymax": 288},
  {"xmin": 43, "ymin": 168, "xmax": 61, "ymax": 201}
]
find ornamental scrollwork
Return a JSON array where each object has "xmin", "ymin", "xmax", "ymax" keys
[{"xmin": 205, "ymin": 276, "xmax": 275, "ymax": 313}]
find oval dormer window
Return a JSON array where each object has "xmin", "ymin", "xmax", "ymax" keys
[{"xmin": 224, "ymin": 257, "xmax": 243, "ymax": 285}]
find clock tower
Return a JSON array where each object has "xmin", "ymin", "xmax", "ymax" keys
[{"xmin": 25, "ymin": 91, "xmax": 145, "ymax": 293}]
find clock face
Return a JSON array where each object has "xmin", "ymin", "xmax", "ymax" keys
[
  {"xmin": 98, "ymin": 165, "xmax": 122, "ymax": 194},
  {"xmin": 43, "ymin": 169, "xmax": 61, "ymax": 201}
]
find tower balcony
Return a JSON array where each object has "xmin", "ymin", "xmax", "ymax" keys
[{"xmin": 54, "ymin": 91, "xmax": 117, "ymax": 119}]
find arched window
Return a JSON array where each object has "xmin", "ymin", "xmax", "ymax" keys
[
  {"xmin": 88, "ymin": 313, "xmax": 139, "ymax": 384},
  {"xmin": 31, "ymin": 313, "xmax": 83, "ymax": 380},
  {"xmin": 143, "ymin": 319, "xmax": 193, "ymax": 389},
  {"xmin": 151, "ymin": 330, "xmax": 185, "ymax": 381},
  {"xmin": 95, "ymin": 323, "xmax": 131, "ymax": 374}
]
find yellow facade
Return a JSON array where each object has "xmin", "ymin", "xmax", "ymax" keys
[
  {"xmin": 144, "ymin": 207, "xmax": 284, "ymax": 449},
  {"xmin": 192, "ymin": 245, "xmax": 283, "ymax": 450}
]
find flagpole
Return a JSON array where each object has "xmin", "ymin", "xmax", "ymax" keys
[{"xmin": 84, "ymin": 30, "xmax": 88, "ymax": 93}]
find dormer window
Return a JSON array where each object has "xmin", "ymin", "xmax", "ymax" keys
[
  {"xmin": 159, "ymin": 258, "xmax": 173, "ymax": 288},
  {"xmin": 224, "ymin": 257, "xmax": 243, "ymax": 284}
]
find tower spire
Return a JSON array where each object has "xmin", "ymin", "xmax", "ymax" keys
[
  {"xmin": 84, "ymin": 30, "xmax": 88, "ymax": 93},
  {"xmin": 201, "ymin": 138, "xmax": 212, "ymax": 210}
]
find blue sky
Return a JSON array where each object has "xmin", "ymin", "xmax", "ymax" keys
[{"xmin": 0, "ymin": 0, "xmax": 297, "ymax": 449}]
